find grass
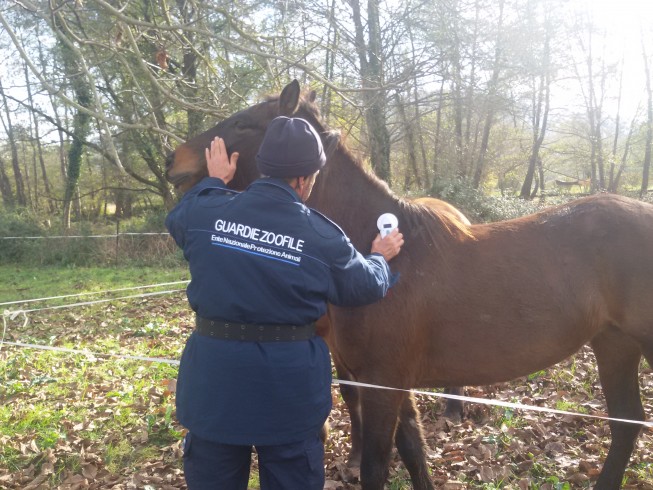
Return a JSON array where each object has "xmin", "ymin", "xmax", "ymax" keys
[
  {"xmin": 0, "ymin": 265, "xmax": 192, "ymax": 488},
  {"xmin": 0, "ymin": 264, "xmax": 189, "ymax": 303},
  {"xmin": 1, "ymin": 265, "xmax": 652, "ymax": 489}
]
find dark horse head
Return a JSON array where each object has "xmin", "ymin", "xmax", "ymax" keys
[{"xmin": 165, "ymin": 80, "xmax": 340, "ymax": 194}]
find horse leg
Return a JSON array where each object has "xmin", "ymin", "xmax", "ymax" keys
[
  {"xmin": 591, "ymin": 327, "xmax": 645, "ymax": 490},
  {"xmin": 442, "ymin": 387, "xmax": 464, "ymax": 422},
  {"xmin": 335, "ymin": 369, "xmax": 363, "ymax": 467},
  {"xmin": 395, "ymin": 394, "xmax": 434, "ymax": 490},
  {"xmin": 359, "ymin": 388, "xmax": 403, "ymax": 490}
]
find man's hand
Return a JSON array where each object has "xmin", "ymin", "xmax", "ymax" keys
[
  {"xmin": 371, "ymin": 229, "xmax": 404, "ymax": 262},
  {"xmin": 206, "ymin": 137, "xmax": 238, "ymax": 184}
]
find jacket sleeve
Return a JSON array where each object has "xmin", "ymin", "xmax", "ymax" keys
[
  {"xmin": 165, "ymin": 177, "xmax": 228, "ymax": 249},
  {"xmin": 327, "ymin": 237, "xmax": 393, "ymax": 307}
]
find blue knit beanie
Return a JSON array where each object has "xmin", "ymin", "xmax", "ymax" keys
[{"xmin": 256, "ymin": 117, "xmax": 326, "ymax": 178}]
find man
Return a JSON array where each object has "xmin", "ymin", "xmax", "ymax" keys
[{"xmin": 166, "ymin": 116, "xmax": 404, "ymax": 489}]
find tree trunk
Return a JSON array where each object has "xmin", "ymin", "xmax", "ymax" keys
[
  {"xmin": 520, "ymin": 5, "xmax": 552, "ymax": 200},
  {"xmin": 594, "ymin": 58, "xmax": 607, "ymax": 189},
  {"xmin": 0, "ymin": 154, "xmax": 14, "ymax": 207},
  {"xmin": 464, "ymin": 0, "xmax": 481, "ymax": 177},
  {"xmin": 472, "ymin": 0, "xmax": 504, "ymax": 189},
  {"xmin": 609, "ymin": 56, "xmax": 624, "ymax": 191},
  {"xmin": 322, "ymin": 0, "xmax": 338, "ymax": 123},
  {"xmin": 610, "ymin": 111, "xmax": 638, "ymax": 193},
  {"xmin": 350, "ymin": 0, "xmax": 391, "ymax": 182},
  {"xmin": 395, "ymin": 92, "xmax": 421, "ymax": 191},
  {"xmin": 408, "ymin": 22, "xmax": 430, "ymax": 190},
  {"xmin": 0, "ymin": 78, "xmax": 27, "ymax": 206},
  {"xmin": 36, "ymin": 28, "xmax": 68, "ymax": 193},
  {"xmin": 432, "ymin": 77, "xmax": 446, "ymax": 184},
  {"xmin": 640, "ymin": 40, "xmax": 652, "ymax": 197},
  {"xmin": 57, "ymin": 36, "xmax": 92, "ymax": 229},
  {"xmin": 452, "ymin": 27, "xmax": 465, "ymax": 178},
  {"xmin": 579, "ymin": 27, "xmax": 607, "ymax": 192},
  {"xmin": 175, "ymin": 0, "xmax": 204, "ymax": 138},
  {"xmin": 23, "ymin": 57, "xmax": 53, "ymax": 212}
]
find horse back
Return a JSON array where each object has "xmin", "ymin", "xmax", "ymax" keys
[{"xmin": 328, "ymin": 194, "xmax": 653, "ymax": 387}]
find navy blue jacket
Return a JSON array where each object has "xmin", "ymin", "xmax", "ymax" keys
[{"xmin": 166, "ymin": 177, "xmax": 393, "ymax": 445}]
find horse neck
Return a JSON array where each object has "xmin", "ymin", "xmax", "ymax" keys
[{"xmin": 308, "ymin": 146, "xmax": 403, "ymax": 252}]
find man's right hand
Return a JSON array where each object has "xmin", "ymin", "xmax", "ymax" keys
[
  {"xmin": 371, "ymin": 229, "xmax": 404, "ymax": 262},
  {"xmin": 206, "ymin": 137, "xmax": 239, "ymax": 184}
]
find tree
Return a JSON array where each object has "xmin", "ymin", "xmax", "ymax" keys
[
  {"xmin": 570, "ymin": 12, "xmax": 613, "ymax": 191},
  {"xmin": 1, "ymin": 0, "xmax": 651, "ymax": 214},
  {"xmin": 349, "ymin": 0, "xmax": 391, "ymax": 181},
  {"xmin": 0, "ymin": 77, "xmax": 27, "ymax": 206},
  {"xmin": 519, "ymin": 0, "xmax": 555, "ymax": 199},
  {"xmin": 53, "ymin": 20, "xmax": 93, "ymax": 228},
  {"xmin": 640, "ymin": 38, "xmax": 652, "ymax": 197},
  {"xmin": 0, "ymin": 154, "xmax": 14, "ymax": 207},
  {"xmin": 471, "ymin": 0, "xmax": 504, "ymax": 189},
  {"xmin": 21, "ymin": 53, "xmax": 53, "ymax": 211}
]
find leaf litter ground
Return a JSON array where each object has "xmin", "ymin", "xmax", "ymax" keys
[{"xmin": 1, "ymin": 294, "xmax": 652, "ymax": 489}]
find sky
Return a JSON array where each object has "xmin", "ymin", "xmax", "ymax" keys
[{"xmin": 570, "ymin": 0, "xmax": 653, "ymax": 119}]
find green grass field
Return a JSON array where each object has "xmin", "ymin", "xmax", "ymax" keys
[{"xmin": 0, "ymin": 265, "xmax": 189, "ymax": 303}]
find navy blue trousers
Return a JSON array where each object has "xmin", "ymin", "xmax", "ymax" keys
[{"xmin": 183, "ymin": 432, "xmax": 325, "ymax": 490}]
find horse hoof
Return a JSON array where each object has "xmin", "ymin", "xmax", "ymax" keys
[
  {"xmin": 442, "ymin": 410, "xmax": 462, "ymax": 423},
  {"xmin": 346, "ymin": 454, "xmax": 361, "ymax": 469},
  {"xmin": 341, "ymin": 464, "xmax": 360, "ymax": 483},
  {"xmin": 320, "ymin": 421, "xmax": 330, "ymax": 443}
]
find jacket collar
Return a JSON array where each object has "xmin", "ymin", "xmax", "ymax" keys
[{"xmin": 247, "ymin": 178, "xmax": 302, "ymax": 203}]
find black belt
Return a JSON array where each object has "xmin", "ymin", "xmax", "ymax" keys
[{"xmin": 195, "ymin": 316, "xmax": 316, "ymax": 342}]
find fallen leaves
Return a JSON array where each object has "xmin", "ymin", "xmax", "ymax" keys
[
  {"xmin": 322, "ymin": 345, "xmax": 653, "ymax": 489},
  {"xmin": 1, "ymin": 294, "xmax": 652, "ymax": 489}
]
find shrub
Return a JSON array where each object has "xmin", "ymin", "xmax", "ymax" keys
[
  {"xmin": 0, "ymin": 210, "xmax": 45, "ymax": 263},
  {"xmin": 429, "ymin": 179, "xmax": 573, "ymax": 223},
  {"xmin": 0, "ymin": 208, "xmax": 181, "ymax": 267}
]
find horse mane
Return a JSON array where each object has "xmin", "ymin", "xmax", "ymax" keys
[
  {"xmin": 400, "ymin": 199, "xmax": 475, "ymax": 242},
  {"xmin": 288, "ymin": 94, "xmax": 475, "ymax": 248}
]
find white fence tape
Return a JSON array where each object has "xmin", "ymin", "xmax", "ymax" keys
[
  {"xmin": 4, "ymin": 289, "xmax": 186, "ymax": 314},
  {"xmin": 334, "ymin": 379, "xmax": 653, "ymax": 428},
  {"xmin": 1, "ymin": 340, "xmax": 181, "ymax": 365},
  {"xmin": 1, "ymin": 331, "xmax": 651, "ymax": 429},
  {"xmin": 1, "ymin": 283, "xmax": 651, "ymax": 429},
  {"xmin": 0, "ymin": 232, "xmax": 169, "ymax": 239},
  {"xmin": 0, "ymin": 281, "xmax": 189, "ymax": 307}
]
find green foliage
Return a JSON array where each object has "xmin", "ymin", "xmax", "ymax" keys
[
  {"xmin": 430, "ymin": 178, "xmax": 580, "ymax": 223},
  {"xmin": 430, "ymin": 178, "xmax": 544, "ymax": 223},
  {"xmin": 555, "ymin": 400, "xmax": 588, "ymax": 414},
  {"xmin": 545, "ymin": 475, "xmax": 571, "ymax": 490},
  {"xmin": 0, "ymin": 210, "xmax": 183, "ymax": 267},
  {"xmin": 121, "ymin": 208, "xmax": 169, "ymax": 233},
  {"xmin": 248, "ymin": 473, "xmax": 261, "ymax": 489},
  {"xmin": 387, "ymin": 467, "xmax": 412, "ymax": 489},
  {"xmin": 527, "ymin": 370, "xmax": 547, "ymax": 381},
  {"xmin": 0, "ymin": 210, "xmax": 47, "ymax": 262},
  {"xmin": 104, "ymin": 439, "xmax": 136, "ymax": 475}
]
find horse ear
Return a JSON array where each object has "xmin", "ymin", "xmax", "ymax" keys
[
  {"xmin": 279, "ymin": 80, "xmax": 301, "ymax": 116},
  {"xmin": 308, "ymin": 90, "xmax": 317, "ymax": 103}
]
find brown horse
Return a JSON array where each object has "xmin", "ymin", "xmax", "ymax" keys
[{"xmin": 166, "ymin": 80, "xmax": 653, "ymax": 490}]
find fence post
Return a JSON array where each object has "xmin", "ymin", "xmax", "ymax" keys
[{"xmin": 115, "ymin": 219, "xmax": 120, "ymax": 266}]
